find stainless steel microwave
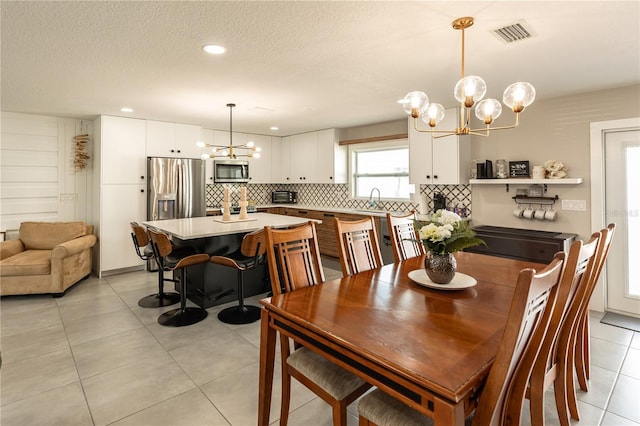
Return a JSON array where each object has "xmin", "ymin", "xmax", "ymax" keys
[{"xmin": 214, "ymin": 160, "xmax": 249, "ymax": 183}]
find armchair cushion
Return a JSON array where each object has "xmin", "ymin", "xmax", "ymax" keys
[
  {"xmin": 0, "ymin": 250, "xmax": 51, "ymax": 276},
  {"xmin": 19, "ymin": 221, "xmax": 87, "ymax": 250}
]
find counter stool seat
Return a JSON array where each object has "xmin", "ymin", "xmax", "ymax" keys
[
  {"xmin": 211, "ymin": 229, "xmax": 265, "ymax": 324},
  {"xmin": 148, "ymin": 229, "xmax": 210, "ymax": 327}
]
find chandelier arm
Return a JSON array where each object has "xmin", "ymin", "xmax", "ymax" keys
[
  {"xmin": 413, "ymin": 118, "xmax": 458, "ymax": 134},
  {"xmin": 468, "ymin": 113, "xmax": 521, "ymax": 133}
]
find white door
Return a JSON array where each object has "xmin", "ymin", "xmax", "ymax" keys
[{"xmin": 605, "ymin": 128, "xmax": 640, "ymax": 316}]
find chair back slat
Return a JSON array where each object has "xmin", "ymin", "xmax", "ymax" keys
[
  {"xmin": 147, "ymin": 229, "xmax": 174, "ymax": 259},
  {"xmin": 387, "ymin": 212, "xmax": 425, "ymax": 262},
  {"xmin": 334, "ymin": 217, "xmax": 383, "ymax": 277},
  {"xmin": 265, "ymin": 222, "xmax": 325, "ymax": 295},
  {"xmin": 473, "ymin": 252, "xmax": 566, "ymax": 426}
]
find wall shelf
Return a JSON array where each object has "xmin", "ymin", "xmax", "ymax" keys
[{"xmin": 469, "ymin": 177, "xmax": 582, "ymax": 192}]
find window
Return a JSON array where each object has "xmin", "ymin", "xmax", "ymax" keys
[{"xmin": 349, "ymin": 139, "xmax": 411, "ymax": 200}]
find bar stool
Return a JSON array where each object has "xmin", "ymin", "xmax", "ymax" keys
[
  {"xmin": 130, "ymin": 222, "xmax": 181, "ymax": 308},
  {"xmin": 148, "ymin": 229, "xmax": 210, "ymax": 327},
  {"xmin": 210, "ymin": 229, "xmax": 266, "ymax": 324}
]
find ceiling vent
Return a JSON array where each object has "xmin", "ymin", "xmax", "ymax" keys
[{"xmin": 492, "ymin": 21, "xmax": 534, "ymax": 43}]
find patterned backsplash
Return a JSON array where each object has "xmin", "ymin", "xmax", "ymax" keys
[{"xmin": 206, "ymin": 183, "xmax": 472, "ymax": 216}]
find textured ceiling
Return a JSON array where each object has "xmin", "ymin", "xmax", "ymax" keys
[{"xmin": 1, "ymin": 1, "xmax": 639, "ymax": 136}]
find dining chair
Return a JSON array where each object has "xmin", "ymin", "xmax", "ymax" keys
[
  {"xmin": 575, "ymin": 223, "xmax": 616, "ymax": 392},
  {"xmin": 210, "ymin": 228, "xmax": 266, "ymax": 324},
  {"xmin": 528, "ymin": 233, "xmax": 601, "ymax": 426},
  {"xmin": 386, "ymin": 211, "xmax": 424, "ymax": 262},
  {"xmin": 334, "ymin": 216, "xmax": 383, "ymax": 277},
  {"xmin": 147, "ymin": 229, "xmax": 211, "ymax": 327},
  {"xmin": 129, "ymin": 222, "xmax": 181, "ymax": 308},
  {"xmin": 357, "ymin": 252, "xmax": 566, "ymax": 426},
  {"xmin": 264, "ymin": 222, "xmax": 372, "ymax": 426}
]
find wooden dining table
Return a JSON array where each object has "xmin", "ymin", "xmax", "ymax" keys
[{"xmin": 257, "ymin": 252, "xmax": 546, "ymax": 426}]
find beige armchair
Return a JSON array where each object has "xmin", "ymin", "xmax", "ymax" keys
[{"xmin": 0, "ymin": 221, "xmax": 97, "ymax": 297}]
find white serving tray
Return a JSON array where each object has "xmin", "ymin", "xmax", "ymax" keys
[{"xmin": 408, "ymin": 270, "xmax": 477, "ymax": 290}]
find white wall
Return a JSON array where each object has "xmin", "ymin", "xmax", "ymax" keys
[
  {"xmin": 469, "ymin": 84, "xmax": 640, "ymax": 241},
  {"xmin": 0, "ymin": 112, "xmax": 93, "ymax": 234}
]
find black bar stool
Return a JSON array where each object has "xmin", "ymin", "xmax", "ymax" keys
[
  {"xmin": 129, "ymin": 222, "xmax": 181, "ymax": 308},
  {"xmin": 210, "ymin": 229, "xmax": 265, "ymax": 324},
  {"xmin": 148, "ymin": 229, "xmax": 210, "ymax": 327}
]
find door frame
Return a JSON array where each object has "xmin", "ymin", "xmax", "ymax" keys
[{"xmin": 589, "ymin": 117, "xmax": 640, "ymax": 312}]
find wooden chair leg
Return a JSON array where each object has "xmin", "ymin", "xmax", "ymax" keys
[
  {"xmin": 529, "ymin": 377, "xmax": 546, "ymax": 426},
  {"xmin": 576, "ymin": 314, "xmax": 590, "ymax": 391},
  {"xmin": 280, "ymin": 338, "xmax": 291, "ymax": 426},
  {"xmin": 554, "ymin": 373, "xmax": 572, "ymax": 426},
  {"xmin": 332, "ymin": 400, "xmax": 348, "ymax": 426},
  {"xmin": 359, "ymin": 416, "xmax": 375, "ymax": 426},
  {"xmin": 566, "ymin": 331, "xmax": 581, "ymax": 420},
  {"xmin": 584, "ymin": 314, "xmax": 592, "ymax": 380}
]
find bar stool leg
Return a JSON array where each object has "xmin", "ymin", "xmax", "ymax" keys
[
  {"xmin": 217, "ymin": 270, "xmax": 262, "ymax": 324},
  {"xmin": 138, "ymin": 269, "xmax": 181, "ymax": 308},
  {"xmin": 158, "ymin": 267, "xmax": 208, "ymax": 327}
]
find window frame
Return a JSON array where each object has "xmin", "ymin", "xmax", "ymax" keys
[{"xmin": 348, "ymin": 138, "xmax": 411, "ymax": 201}]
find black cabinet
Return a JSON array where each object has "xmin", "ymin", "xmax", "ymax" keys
[{"xmin": 465, "ymin": 226, "xmax": 577, "ymax": 263}]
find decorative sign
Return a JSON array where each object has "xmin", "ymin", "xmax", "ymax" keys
[{"xmin": 509, "ymin": 161, "xmax": 530, "ymax": 178}]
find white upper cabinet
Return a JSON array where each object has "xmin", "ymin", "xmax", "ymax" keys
[
  {"xmin": 201, "ymin": 129, "xmax": 215, "ymax": 184},
  {"xmin": 246, "ymin": 134, "xmax": 271, "ymax": 183},
  {"xmin": 409, "ymin": 107, "xmax": 470, "ymax": 185},
  {"xmin": 272, "ymin": 136, "xmax": 291, "ymax": 183},
  {"xmin": 289, "ymin": 132, "xmax": 318, "ymax": 183},
  {"xmin": 316, "ymin": 129, "xmax": 347, "ymax": 184},
  {"xmin": 146, "ymin": 120, "xmax": 202, "ymax": 159},
  {"xmin": 99, "ymin": 115, "xmax": 147, "ymax": 184}
]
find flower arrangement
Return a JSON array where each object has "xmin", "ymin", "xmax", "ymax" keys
[{"xmin": 415, "ymin": 209, "xmax": 484, "ymax": 255}]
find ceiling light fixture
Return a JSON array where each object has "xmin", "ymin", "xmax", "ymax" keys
[
  {"xmin": 202, "ymin": 44, "xmax": 226, "ymax": 55},
  {"xmin": 197, "ymin": 103, "xmax": 261, "ymax": 159},
  {"xmin": 400, "ymin": 17, "xmax": 535, "ymax": 138},
  {"xmin": 120, "ymin": 107, "xmax": 134, "ymax": 113}
]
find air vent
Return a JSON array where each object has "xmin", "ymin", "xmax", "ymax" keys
[
  {"xmin": 492, "ymin": 21, "xmax": 533, "ymax": 43},
  {"xmin": 249, "ymin": 106, "xmax": 275, "ymax": 113}
]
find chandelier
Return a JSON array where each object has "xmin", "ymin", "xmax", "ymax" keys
[
  {"xmin": 401, "ymin": 17, "xmax": 535, "ymax": 138},
  {"xmin": 198, "ymin": 103, "xmax": 261, "ymax": 159}
]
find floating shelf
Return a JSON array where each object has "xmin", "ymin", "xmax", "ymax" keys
[
  {"xmin": 469, "ymin": 177, "xmax": 583, "ymax": 192},
  {"xmin": 469, "ymin": 178, "xmax": 583, "ymax": 185}
]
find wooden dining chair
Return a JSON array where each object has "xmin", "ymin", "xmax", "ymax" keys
[
  {"xmin": 357, "ymin": 252, "xmax": 566, "ymax": 426},
  {"xmin": 386, "ymin": 212, "xmax": 424, "ymax": 262},
  {"xmin": 528, "ymin": 233, "xmax": 601, "ymax": 426},
  {"xmin": 575, "ymin": 223, "xmax": 616, "ymax": 392},
  {"xmin": 264, "ymin": 222, "xmax": 372, "ymax": 426},
  {"xmin": 334, "ymin": 216, "xmax": 383, "ymax": 277}
]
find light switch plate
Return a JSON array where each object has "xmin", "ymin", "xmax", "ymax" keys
[{"xmin": 561, "ymin": 199, "xmax": 587, "ymax": 211}]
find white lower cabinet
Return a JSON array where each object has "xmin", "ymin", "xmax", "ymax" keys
[
  {"xmin": 99, "ymin": 184, "xmax": 147, "ymax": 272},
  {"xmin": 409, "ymin": 108, "xmax": 470, "ymax": 185}
]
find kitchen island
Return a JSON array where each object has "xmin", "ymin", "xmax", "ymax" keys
[{"xmin": 142, "ymin": 213, "xmax": 319, "ymax": 308}]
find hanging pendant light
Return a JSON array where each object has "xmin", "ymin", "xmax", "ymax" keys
[
  {"xmin": 197, "ymin": 103, "xmax": 262, "ymax": 159},
  {"xmin": 400, "ymin": 17, "xmax": 535, "ymax": 138}
]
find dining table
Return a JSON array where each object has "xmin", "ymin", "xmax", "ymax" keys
[{"xmin": 258, "ymin": 251, "xmax": 547, "ymax": 426}]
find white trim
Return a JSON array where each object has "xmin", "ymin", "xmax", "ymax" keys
[{"xmin": 589, "ymin": 117, "xmax": 640, "ymax": 312}]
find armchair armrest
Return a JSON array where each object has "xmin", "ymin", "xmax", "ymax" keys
[
  {"xmin": 51, "ymin": 235, "xmax": 98, "ymax": 260},
  {"xmin": 0, "ymin": 239, "xmax": 25, "ymax": 260}
]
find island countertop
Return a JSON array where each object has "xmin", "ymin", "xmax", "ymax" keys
[{"xmin": 142, "ymin": 212, "xmax": 320, "ymax": 240}]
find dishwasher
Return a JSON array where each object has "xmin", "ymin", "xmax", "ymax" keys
[{"xmin": 378, "ymin": 216, "xmax": 396, "ymax": 265}]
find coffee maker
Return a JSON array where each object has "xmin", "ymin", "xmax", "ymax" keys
[{"xmin": 433, "ymin": 192, "xmax": 446, "ymax": 211}]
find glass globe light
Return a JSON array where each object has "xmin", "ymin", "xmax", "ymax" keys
[
  {"xmin": 401, "ymin": 91, "xmax": 429, "ymax": 118},
  {"xmin": 421, "ymin": 103, "xmax": 445, "ymax": 127},
  {"xmin": 474, "ymin": 99, "xmax": 502, "ymax": 124},
  {"xmin": 253, "ymin": 152, "xmax": 261, "ymax": 159},
  {"xmin": 196, "ymin": 141, "xmax": 206, "ymax": 148},
  {"xmin": 255, "ymin": 146, "xmax": 262, "ymax": 152},
  {"xmin": 503, "ymin": 82, "xmax": 535, "ymax": 113},
  {"xmin": 454, "ymin": 76, "xmax": 487, "ymax": 108},
  {"xmin": 221, "ymin": 149, "xmax": 229, "ymax": 157},
  {"xmin": 201, "ymin": 153, "xmax": 210, "ymax": 160},
  {"xmin": 246, "ymin": 141, "xmax": 255, "ymax": 148}
]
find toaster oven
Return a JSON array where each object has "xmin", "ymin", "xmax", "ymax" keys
[{"xmin": 272, "ymin": 191, "xmax": 298, "ymax": 204}]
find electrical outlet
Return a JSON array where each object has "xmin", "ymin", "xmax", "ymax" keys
[
  {"xmin": 561, "ymin": 199, "xmax": 587, "ymax": 211},
  {"xmin": 60, "ymin": 193, "xmax": 78, "ymax": 201}
]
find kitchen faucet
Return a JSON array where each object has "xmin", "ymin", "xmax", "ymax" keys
[{"xmin": 368, "ymin": 187, "xmax": 381, "ymax": 210}]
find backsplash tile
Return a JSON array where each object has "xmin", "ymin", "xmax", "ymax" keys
[{"xmin": 206, "ymin": 183, "xmax": 472, "ymax": 216}]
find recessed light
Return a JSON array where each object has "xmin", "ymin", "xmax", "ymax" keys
[
  {"xmin": 202, "ymin": 44, "xmax": 226, "ymax": 55},
  {"xmin": 121, "ymin": 107, "xmax": 134, "ymax": 113},
  {"xmin": 270, "ymin": 126, "xmax": 279, "ymax": 131}
]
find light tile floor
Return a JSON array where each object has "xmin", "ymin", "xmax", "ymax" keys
[{"xmin": 1, "ymin": 261, "xmax": 639, "ymax": 426}]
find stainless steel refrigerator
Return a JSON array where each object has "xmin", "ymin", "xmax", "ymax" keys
[{"xmin": 147, "ymin": 157, "xmax": 206, "ymax": 221}]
